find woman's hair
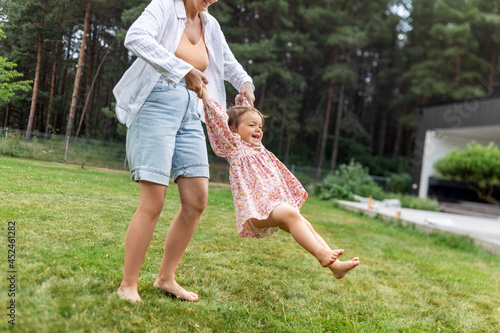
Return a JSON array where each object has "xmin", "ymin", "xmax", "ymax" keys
[{"xmin": 227, "ymin": 106, "xmax": 269, "ymax": 130}]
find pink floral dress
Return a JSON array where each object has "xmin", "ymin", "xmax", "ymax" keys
[{"xmin": 203, "ymin": 98, "xmax": 308, "ymax": 238}]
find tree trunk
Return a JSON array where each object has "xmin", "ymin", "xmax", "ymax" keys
[
  {"xmin": 455, "ymin": 43, "xmax": 461, "ymax": 85},
  {"xmin": 65, "ymin": 0, "xmax": 91, "ymax": 162},
  {"xmin": 257, "ymin": 8, "xmax": 275, "ymax": 111},
  {"xmin": 84, "ymin": 26, "xmax": 94, "ymax": 139},
  {"xmin": 315, "ymin": 79, "xmax": 334, "ymax": 180},
  {"xmin": 45, "ymin": 43, "xmax": 60, "ymax": 138},
  {"xmin": 316, "ymin": 44, "xmax": 339, "ymax": 180},
  {"xmin": 392, "ymin": 106, "xmax": 405, "ymax": 158},
  {"xmin": 487, "ymin": 47, "xmax": 497, "ymax": 94},
  {"xmin": 377, "ymin": 106, "xmax": 388, "ymax": 158},
  {"xmin": 330, "ymin": 5, "xmax": 352, "ymax": 170},
  {"xmin": 257, "ymin": 80, "xmax": 267, "ymax": 111},
  {"xmin": 278, "ymin": 111, "xmax": 285, "ymax": 159},
  {"xmin": 59, "ymin": 33, "xmax": 73, "ymax": 130},
  {"xmin": 76, "ymin": 34, "xmax": 115, "ymax": 139},
  {"xmin": 284, "ymin": 132, "xmax": 291, "ymax": 166},
  {"xmin": 26, "ymin": 0, "xmax": 47, "ymax": 141},
  {"xmin": 3, "ymin": 103, "xmax": 11, "ymax": 128},
  {"xmin": 311, "ymin": 94, "xmax": 326, "ymax": 167},
  {"xmin": 278, "ymin": 85, "xmax": 289, "ymax": 159},
  {"xmin": 468, "ymin": 184, "xmax": 500, "ymax": 207},
  {"xmin": 92, "ymin": 75, "xmax": 103, "ymax": 137},
  {"xmin": 330, "ymin": 83, "xmax": 344, "ymax": 170}
]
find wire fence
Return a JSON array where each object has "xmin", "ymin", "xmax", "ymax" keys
[
  {"xmin": 1, "ymin": 127, "xmax": 127, "ymax": 170},
  {"xmin": 1, "ymin": 127, "xmax": 390, "ymax": 188}
]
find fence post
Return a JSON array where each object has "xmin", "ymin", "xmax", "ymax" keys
[
  {"xmin": 64, "ymin": 135, "xmax": 70, "ymax": 163},
  {"xmin": 123, "ymin": 155, "xmax": 127, "ymax": 170},
  {"xmin": 3, "ymin": 127, "xmax": 7, "ymax": 155}
]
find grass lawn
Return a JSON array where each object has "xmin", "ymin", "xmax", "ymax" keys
[{"xmin": 0, "ymin": 155, "xmax": 499, "ymax": 332}]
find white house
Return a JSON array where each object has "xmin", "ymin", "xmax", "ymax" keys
[{"xmin": 411, "ymin": 95, "xmax": 500, "ymax": 201}]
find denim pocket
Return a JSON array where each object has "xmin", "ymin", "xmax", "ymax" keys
[{"xmin": 151, "ymin": 77, "xmax": 172, "ymax": 92}]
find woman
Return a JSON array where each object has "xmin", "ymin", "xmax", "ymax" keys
[{"xmin": 113, "ymin": 0, "xmax": 254, "ymax": 302}]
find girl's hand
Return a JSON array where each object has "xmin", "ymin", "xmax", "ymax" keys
[
  {"xmin": 201, "ymin": 84, "xmax": 211, "ymax": 103},
  {"xmin": 185, "ymin": 68, "xmax": 208, "ymax": 98},
  {"xmin": 238, "ymin": 82, "xmax": 255, "ymax": 107}
]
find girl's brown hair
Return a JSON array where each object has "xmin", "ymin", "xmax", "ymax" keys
[{"xmin": 227, "ymin": 106, "xmax": 269, "ymax": 130}]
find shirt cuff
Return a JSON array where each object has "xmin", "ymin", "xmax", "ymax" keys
[{"xmin": 238, "ymin": 78, "xmax": 254, "ymax": 92}]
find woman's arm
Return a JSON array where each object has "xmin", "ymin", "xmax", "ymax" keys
[
  {"xmin": 220, "ymin": 34, "xmax": 255, "ymax": 106},
  {"xmin": 124, "ymin": 0, "xmax": 196, "ymax": 85}
]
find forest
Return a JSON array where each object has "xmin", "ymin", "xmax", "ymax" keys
[{"xmin": 1, "ymin": 0, "xmax": 499, "ymax": 178}]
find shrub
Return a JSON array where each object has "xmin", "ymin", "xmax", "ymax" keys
[
  {"xmin": 316, "ymin": 160, "xmax": 440, "ymax": 211},
  {"xmin": 434, "ymin": 141, "xmax": 500, "ymax": 206},
  {"xmin": 318, "ymin": 159, "xmax": 385, "ymax": 200},
  {"xmin": 386, "ymin": 193, "xmax": 440, "ymax": 211},
  {"xmin": 388, "ymin": 172, "xmax": 412, "ymax": 194}
]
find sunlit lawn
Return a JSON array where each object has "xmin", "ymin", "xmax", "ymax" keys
[{"xmin": 0, "ymin": 155, "xmax": 499, "ymax": 332}]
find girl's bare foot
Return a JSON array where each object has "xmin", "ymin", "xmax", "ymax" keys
[
  {"xmin": 329, "ymin": 257, "xmax": 360, "ymax": 279},
  {"xmin": 117, "ymin": 286, "xmax": 141, "ymax": 303},
  {"xmin": 318, "ymin": 248, "xmax": 344, "ymax": 267},
  {"xmin": 153, "ymin": 279, "xmax": 199, "ymax": 302}
]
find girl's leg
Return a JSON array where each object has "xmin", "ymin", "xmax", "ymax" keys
[
  {"xmin": 251, "ymin": 205, "xmax": 342, "ymax": 267},
  {"xmin": 154, "ymin": 177, "xmax": 208, "ymax": 301},
  {"xmin": 280, "ymin": 218, "xmax": 360, "ymax": 279},
  {"xmin": 117, "ymin": 181, "xmax": 167, "ymax": 302}
]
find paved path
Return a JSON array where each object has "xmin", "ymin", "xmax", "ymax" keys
[{"xmin": 337, "ymin": 200, "xmax": 500, "ymax": 255}]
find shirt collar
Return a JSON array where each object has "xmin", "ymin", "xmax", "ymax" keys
[
  {"xmin": 174, "ymin": 0, "xmax": 186, "ymax": 19},
  {"xmin": 200, "ymin": 11, "xmax": 209, "ymax": 25}
]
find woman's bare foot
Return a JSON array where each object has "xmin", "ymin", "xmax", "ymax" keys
[
  {"xmin": 318, "ymin": 248, "xmax": 344, "ymax": 267},
  {"xmin": 153, "ymin": 278, "xmax": 199, "ymax": 302},
  {"xmin": 329, "ymin": 257, "xmax": 360, "ymax": 279},
  {"xmin": 117, "ymin": 286, "xmax": 142, "ymax": 303}
]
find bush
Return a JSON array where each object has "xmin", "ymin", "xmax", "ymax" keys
[
  {"xmin": 316, "ymin": 160, "xmax": 440, "ymax": 211},
  {"xmin": 388, "ymin": 172, "xmax": 412, "ymax": 194},
  {"xmin": 318, "ymin": 159, "xmax": 385, "ymax": 201},
  {"xmin": 386, "ymin": 193, "xmax": 440, "ymax": 211},
  {"xmin": 434, "ymin": 141, "xmax": 500, "ymax": 206}
]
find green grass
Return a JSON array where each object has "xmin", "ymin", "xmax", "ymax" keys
[{"xmin": 0, "ymin": 155, "xmax": 499, "ymax": 332}]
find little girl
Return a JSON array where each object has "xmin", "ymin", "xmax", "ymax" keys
[{"xmin": 201, "ymin": 86, "xmax": 360, "ymax": 278}]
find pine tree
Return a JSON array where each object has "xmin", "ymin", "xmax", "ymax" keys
[
  {"xmin": 476, "ymin": 0, "xmax": 500, "ymax": 94},
  {"xmin": 0, "ymin": 26, "xmax": 32, "ymax": 103},
  {"xmin": 406, "ymin": 0, "xmax": 489, "ymax": 103}
]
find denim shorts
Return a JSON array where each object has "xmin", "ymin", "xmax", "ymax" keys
[{"xmin": 126, "ymin": 78, "xmax": 209, "ymax": 186}]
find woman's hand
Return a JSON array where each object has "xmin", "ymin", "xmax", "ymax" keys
[
  {"xmin": 185, "ymin": 68, "xmax": 208, "ymax": 98},
  {"xmin": 238, "ymin": 82, "xmax": 255, "ymax": 107}
]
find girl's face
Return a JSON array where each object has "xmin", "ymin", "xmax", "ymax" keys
[{"xmin": 235, "ymin": 111, "xmax": 263, "ymax": 146}]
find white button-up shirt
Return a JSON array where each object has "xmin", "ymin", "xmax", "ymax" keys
[{"xmin": 113, "ymin": 0, "xmax": 253, "ymax": 127}]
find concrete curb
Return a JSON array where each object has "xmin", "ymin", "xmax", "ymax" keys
[{"xmin": 337, "ymin": 200, "xmax": 500, "ymax": 256}]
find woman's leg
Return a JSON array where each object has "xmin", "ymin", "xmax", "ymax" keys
[
  {"xmin": 154, "ymin": 177, "xmax": 208, "ymax": 301},
  {"xmin": 251, "ymin": 205, "xmax": 342, "ymax": 267},
  {"xmin": 117, "ymin": 181, "xmax": 167, "ymax": 302},
  {"xmin": 280, "ymin": 218, "xmax": 360, "ymax": 279}
]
